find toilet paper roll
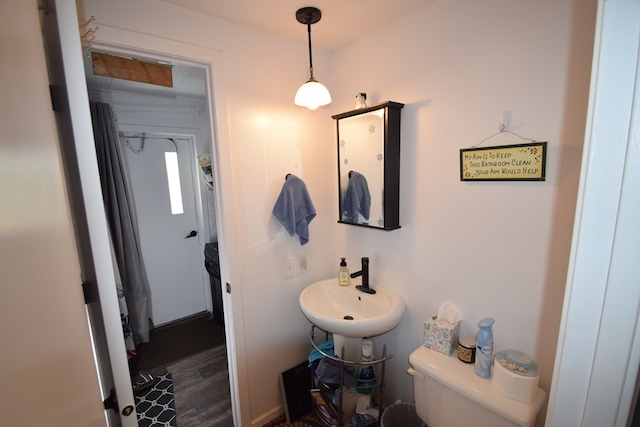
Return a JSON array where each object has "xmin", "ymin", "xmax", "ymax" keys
[{"xmin": 492, "ymin": 350, "xmax": 540, "ymax": 402}]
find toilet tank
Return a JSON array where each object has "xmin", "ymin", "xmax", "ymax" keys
[{"xmin": 408, "ymin": 346, "xmax": 546, "ymax": 427}]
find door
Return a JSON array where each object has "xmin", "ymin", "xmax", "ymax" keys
[
  {"xmin": 41, "ymin": 0, "xmax": 137, "ymax": 425},
  {"xmin": 121, "ymin": 134, "xmax": 209, "ymax": 325}
]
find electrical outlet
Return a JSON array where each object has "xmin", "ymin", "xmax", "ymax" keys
[
  {"xmin": 285, "ymin": 256, "xmax": 296, "ymax": 278},
  {"xmin": 299, "ymin": 255, "xmax": 307, "ymax": 273}
]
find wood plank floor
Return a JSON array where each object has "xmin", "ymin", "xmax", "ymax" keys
[
  {"xmin": 167, "ymin": 345, "xmax": 233, "ymax": 426},
  {"xmin": 135, "ymin": 314, "xmax": 232, "ymax": 426},
  {"xmin": 133, "ymin": 313, "xmax": 226, "ymax": 372}
]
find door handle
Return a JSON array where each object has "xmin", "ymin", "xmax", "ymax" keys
[{"xmin": 185, "ymin": 230, "xmax": 197, "ymax": 239}]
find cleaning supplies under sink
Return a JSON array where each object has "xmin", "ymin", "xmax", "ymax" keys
[{"xmin": 355, "ymin": 340, "xmax": 377, "ymax": 394}]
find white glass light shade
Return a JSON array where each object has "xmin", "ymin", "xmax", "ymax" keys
[{"xmin": 295, "ymin": 79, "xmax": 332, "ymax": 110}]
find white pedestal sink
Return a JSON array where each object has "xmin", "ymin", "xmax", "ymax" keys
[{"xmin": 299, "ymin": 278, "xmax": 405, "ymax": 361}]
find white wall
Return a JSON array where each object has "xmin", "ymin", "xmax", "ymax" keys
[
  {"xmin": 0, "ymin": 2, "xmax": 105, "ymax": 425},
  {"xmin": 331, "ymin": 0, "xmax": 596, "ymax": 424},
  {"xmin": 79, "ymin": 0, "xmax": 597, "ymax": 425}
]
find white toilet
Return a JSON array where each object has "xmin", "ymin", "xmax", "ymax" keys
[{"xmin": 407, "ymin": 346, "xmax": 546, "ymax": 427}]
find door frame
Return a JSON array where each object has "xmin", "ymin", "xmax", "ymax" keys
[
  {"xmin": 44, "ymin": 2, "xmax": 139, "ymax": 424},
  {"xmin": 87, "ymin": 26, "xmax": 248, "ymax": 425},
  {"xmin": 545, "ymin": 0, "xmax": 640, "ymax": 425}
]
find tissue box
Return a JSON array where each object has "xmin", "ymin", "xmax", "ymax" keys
[{"xmin": 424, "ymin": 315, "xmax": 460, "ymax": 355}]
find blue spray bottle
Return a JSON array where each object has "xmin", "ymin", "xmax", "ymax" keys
[{"xmin": 475, "ymin": 318, "xmax": 495, "ymax": 378}]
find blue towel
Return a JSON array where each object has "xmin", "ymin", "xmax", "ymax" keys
[
  {"xmin": 343, "ymin": 171, "xmax": 371, "ymax": 222},
  {"xmin": 272, "ymin": 175, "xmax": 316, "ymax": 245},
  {"xmin": 308, "ymin": 340, "xmax": 335, "ymax": 366}
]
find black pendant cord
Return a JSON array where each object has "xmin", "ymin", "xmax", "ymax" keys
[
  {"xmin": 296, "ymin": 7, "xmax": 322, "ymax": 82},
  {"xmin": 307, "ymin": 22, "xmax": 314, "ymax": 80}
]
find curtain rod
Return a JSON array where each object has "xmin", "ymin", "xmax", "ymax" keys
[{"xmin": 117, "ymin": 131, "xmax": 191, "ymax": 141}]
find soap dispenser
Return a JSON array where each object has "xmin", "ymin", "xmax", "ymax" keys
[{"xmin": 338, "ymin": 258, "xmax": 350, "ymax": 286}]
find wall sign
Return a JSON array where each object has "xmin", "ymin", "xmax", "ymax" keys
[{"xmin": 460, "ymin": 142, "xmax": 547, "ymax": 181}]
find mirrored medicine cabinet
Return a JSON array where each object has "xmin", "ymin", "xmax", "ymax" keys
[{"xmin": 333, "ymin": 101, "xmax": 404, "ymax": 230}]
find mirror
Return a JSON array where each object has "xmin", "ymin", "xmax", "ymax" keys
[{"xmin": 333, "ymin": 101, "xmax": 404, "ymax": 230}]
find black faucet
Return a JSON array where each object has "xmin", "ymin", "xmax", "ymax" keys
[{"xmin": 350, "ymin": 257, "xmax": 376, "ymax": 294}]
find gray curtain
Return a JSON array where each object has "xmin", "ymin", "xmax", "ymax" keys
[{"xmin": 90, "ymin": 102, "xmax": 152, "ymax": 344}]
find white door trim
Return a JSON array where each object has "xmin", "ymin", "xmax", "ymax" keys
[
  {"xmin": 546, "ymin": 0, "xmax": 640, "ymax": 425},
  {"xmin": 88, "ymin": 25, "xmax": 249, "ymax": 426}
]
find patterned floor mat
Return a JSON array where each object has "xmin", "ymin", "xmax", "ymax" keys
[{"xmin": 135, "ymin": 372, "xmax": 177, "ymax": 427}]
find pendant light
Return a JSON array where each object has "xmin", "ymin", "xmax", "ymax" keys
[{"xmin": 294, "ymin": 7, "xmax": 331, "ymax": 110}]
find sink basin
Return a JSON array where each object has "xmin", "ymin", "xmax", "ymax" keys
[{"xmin": 299, "ymin": 278, "xmax": 405, "ymax": 339}]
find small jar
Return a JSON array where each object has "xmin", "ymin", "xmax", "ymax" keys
[{"xmin": 457, "ymin": 336, "xmax": 476, "ymax": 364}]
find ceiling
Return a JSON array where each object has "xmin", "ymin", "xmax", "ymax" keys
[
  {"xmin": 85, "ymin": 0, "xmax": 435, "ymax": 98},
  {"xmin": 160, "ymin": 0, "xmax": 436, "ymax": 53}
]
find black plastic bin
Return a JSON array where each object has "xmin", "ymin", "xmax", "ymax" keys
[{"xmin": 204, "ymin": 242, "xmax": 224, "ymax": 328}]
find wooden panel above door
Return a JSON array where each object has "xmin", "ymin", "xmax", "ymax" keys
[{"xmin": 91, "ymin": 52, "xmax": 173, "ymax": 88}]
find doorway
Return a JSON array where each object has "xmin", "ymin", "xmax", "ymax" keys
[{"xmin": 85, "ymin": 56, "xmax": 233, "ymax": 424}]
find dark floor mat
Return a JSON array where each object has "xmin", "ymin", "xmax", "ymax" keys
[
  {"xmin": 135, "ymin": 372, "xmax": 176, "ymax": 427},
  {"xmin": 263, "ymin": 412, "xmax": 326, "ymax": 427}
]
